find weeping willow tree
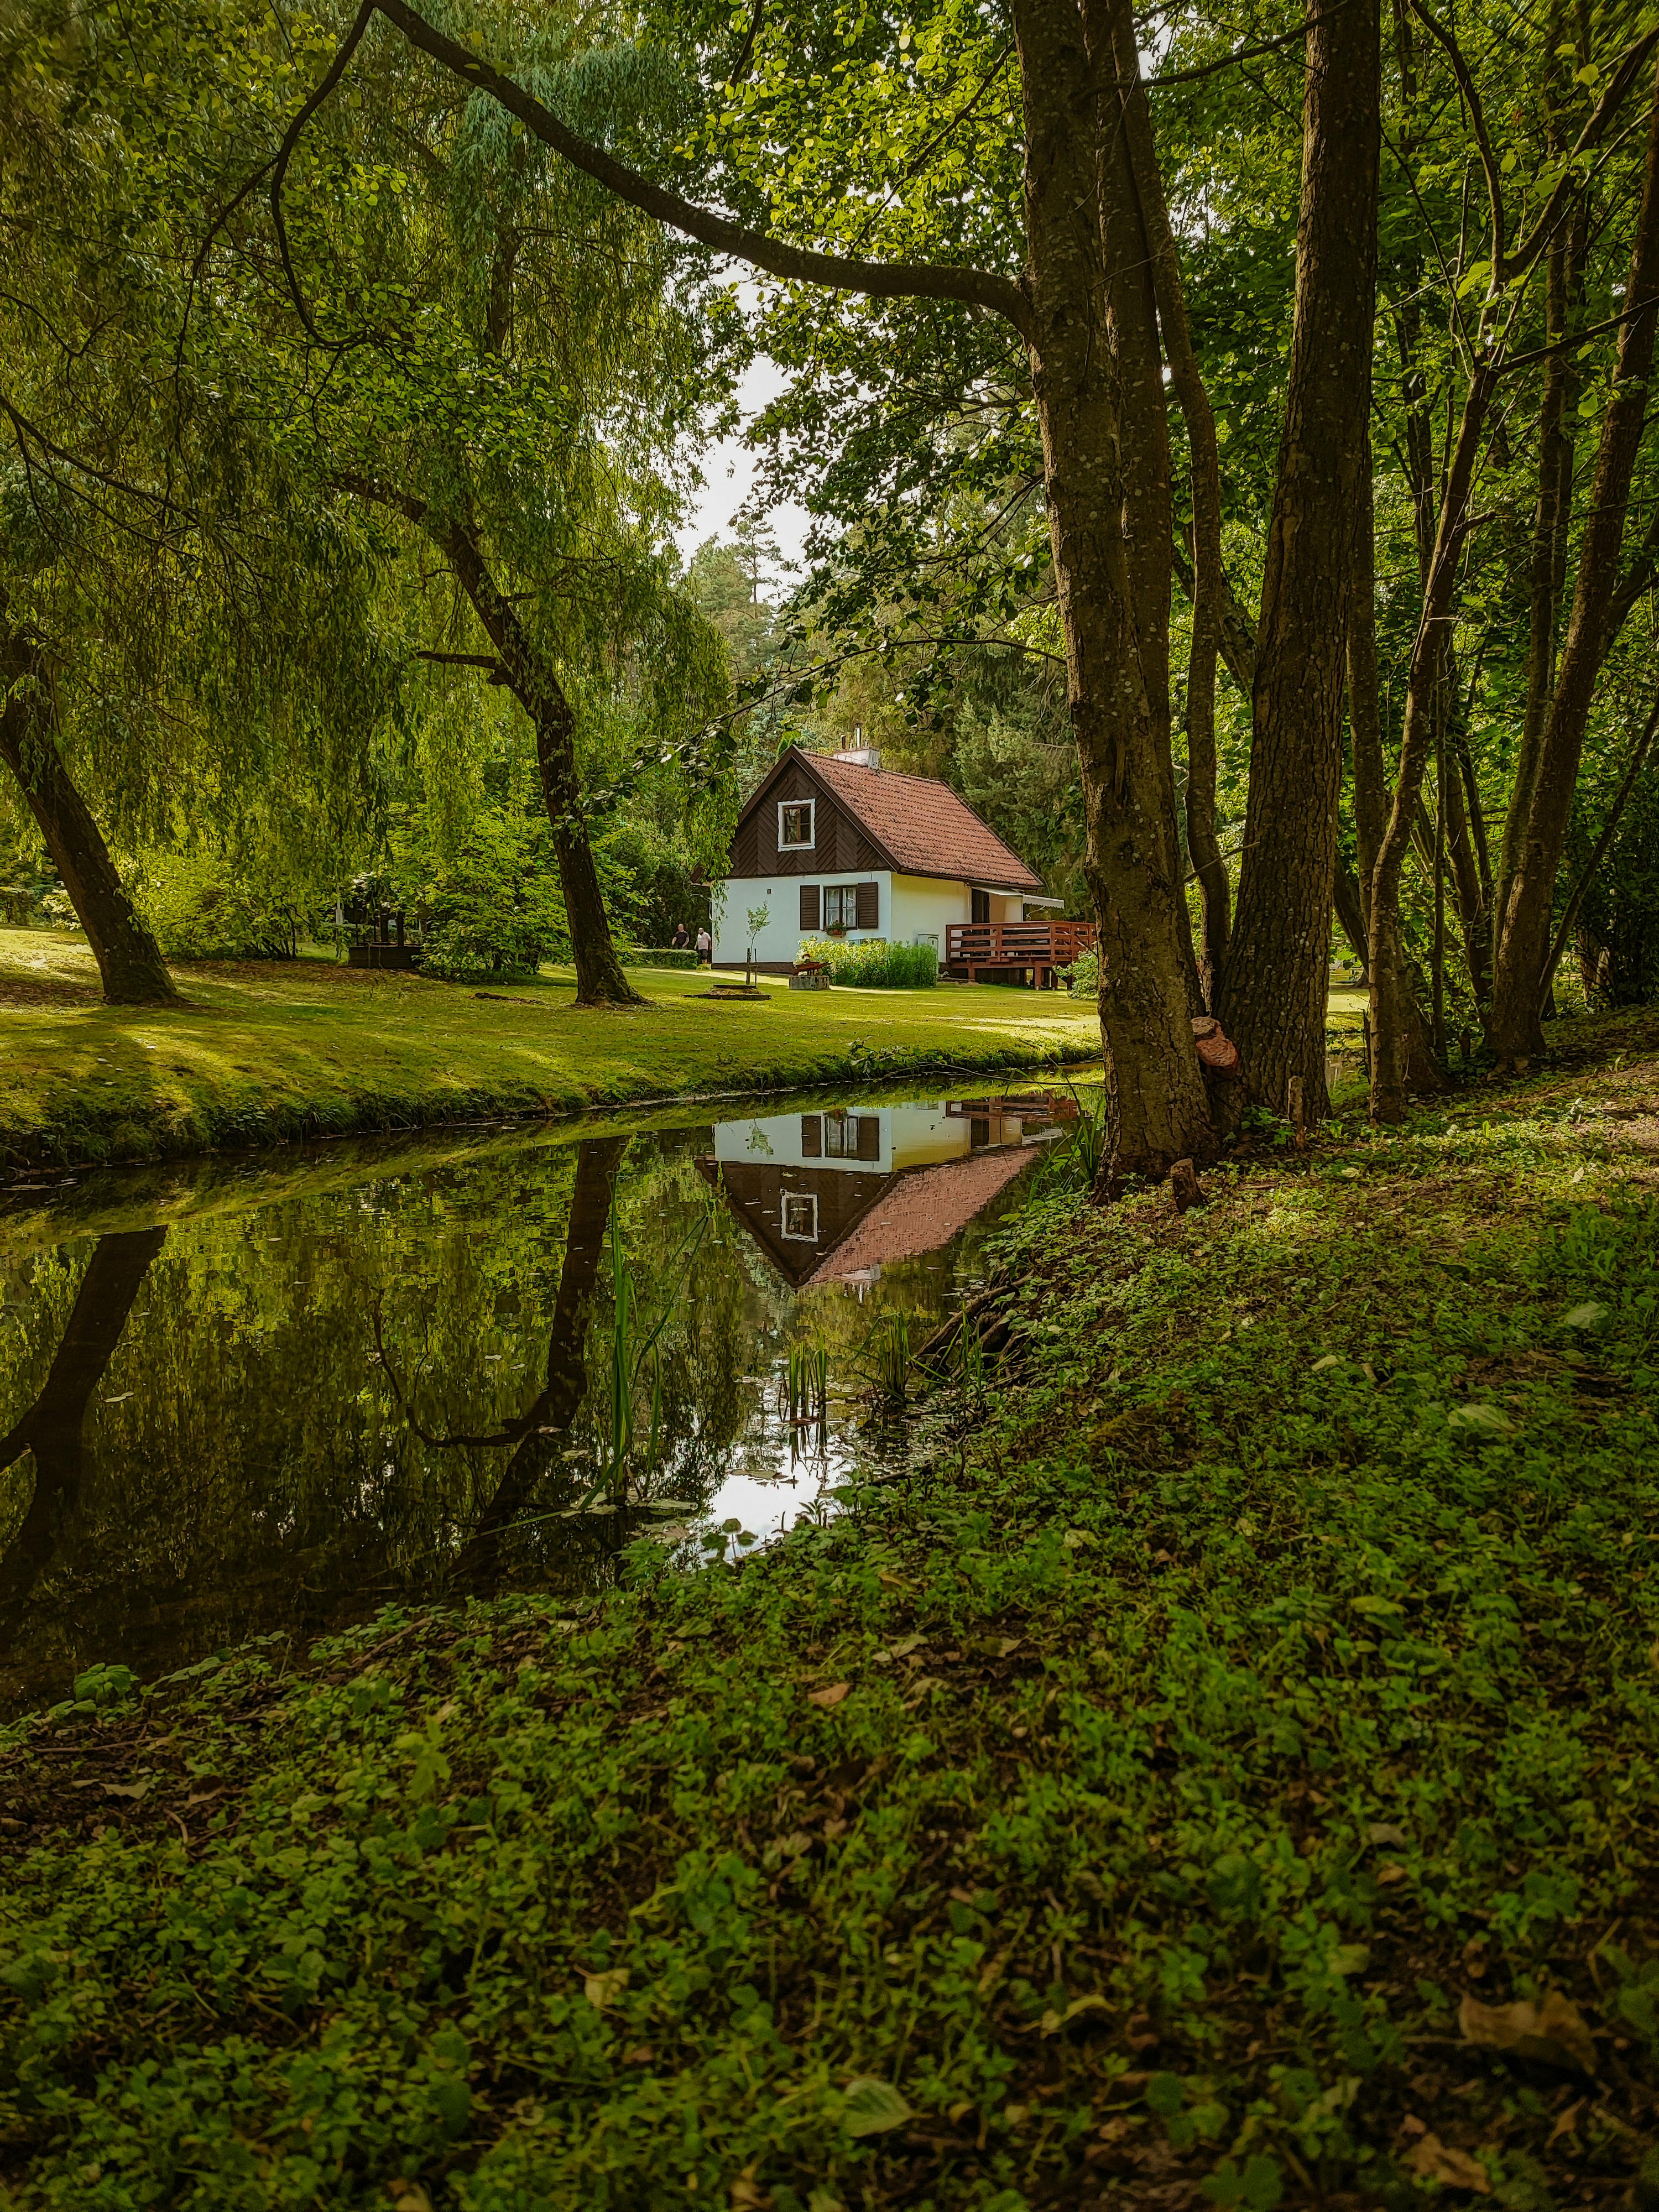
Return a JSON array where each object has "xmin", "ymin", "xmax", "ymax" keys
[
  {"xmin": 2, "ymin": 0, "xmax": 734, "ymax": 1008},
  {"xmin": 0, "ymin": 0, "xmax": 419, "ymax": 1002},
  {"xmin": 181, "ymin": 2, "xmax": 735, "ymax": 1006}
]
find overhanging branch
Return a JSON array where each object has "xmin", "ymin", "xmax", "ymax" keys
[{"xmin": 272, "ymin": 0, "xmax": 1035, "ymax": 343}]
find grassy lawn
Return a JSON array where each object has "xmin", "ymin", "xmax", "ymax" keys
[
  {"xmin": 0, "ymin": 931, "xmax": 1100, "ymax": 1171},
  {"xmin": 2, "ymin": 1010, "xmax": 1655, "ymax": 2209}
]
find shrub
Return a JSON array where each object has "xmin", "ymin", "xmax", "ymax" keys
[
  {"xmin": 623, "ymin": 947, "xmax": 700, "ymax": 969},
  {"xmin": 799, "ymin": 935, "xmax": 938, "ymax": 988},
  {"xmin": 1060, "ymin": 949, "xmax": 1099, "ymax": 999},
  {"xmin": 393, "ymin": 811, "xmax": 568, "ymax": 982},
  {"xmin": 138, "ymin": 855, "xmax": 299, "ymax": 959}
]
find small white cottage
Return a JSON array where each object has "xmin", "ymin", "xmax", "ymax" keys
[{"xmin": 711, "ymin": 745, "xmax": 1081, "ymax": 982}]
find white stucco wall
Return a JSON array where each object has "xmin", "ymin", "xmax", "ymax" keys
[
  {"xmin": 713, "ymin": 871, "xmax": 1029, "ymax": 968},
  {"xmin": 712, "ymin": 872, "xmax": 893, "ymax": 967},
  {"xmin": 713, "ymin": 1099, "xmax": 1063, "ymax": 1172}
]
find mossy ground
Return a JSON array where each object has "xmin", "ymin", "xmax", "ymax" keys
[
  {"xmin": 1, "ymin": 1011, "xmax": 1656, "ymax": 2212},
  {"xmin": 0, "ymin": 931, "xmax": 1099, "ymax": 1172}
]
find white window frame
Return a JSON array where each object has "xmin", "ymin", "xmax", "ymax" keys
[
  {"xmin": 780, "ymin": 1191, "xmax": 820, "ymax": 1241},
  {"xmin": 778, "ymin": 799, "xmax": 816, "ymax": 852},
  {"xmin": 823, "ymin": 883, "xmax": 857, "ymax": 930},
  {"xmin": 824, "ymin": 1112, "xmax": 874, "ymax": 1159}
]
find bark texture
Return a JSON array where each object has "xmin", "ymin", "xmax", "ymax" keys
[
  {"xmin": 1010, "ymin": 0, "xmax": 1214, "ymax": 1181},
  {"xmin": 1220, "ymin": 0, "xmax": 1380, "ymax": 1123},
  {"xmin": 1107, "ymin": 4, "xmax": 1230, "ymax": 993},
  {"xmin": 0, "ymin": 613, "xmax": 178, "ymax": 1006},
  {"xmin": 0, "ymin": 1229, "xmax": 166, "ymax": 1620},
  {"xmin": 1489, "ymin": 58, "xmax": 1659, "ymax": 1060}
]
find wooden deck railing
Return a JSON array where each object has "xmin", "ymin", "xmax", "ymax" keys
[{"xmin": 945, "ymin": 920, "xmax": 1095, "ymax": 972}]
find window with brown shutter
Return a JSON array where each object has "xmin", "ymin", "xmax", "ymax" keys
[
  {"xmin": 855, "ymin": 880, "xmax": 879, "ymax": 930},
  {"xmin": 800, "ymin": 1115, "xmax": 822, "ymax": 1156},
  {"xmin": 799, "ymin": 884, "xmax": 820, "ymax": 931}
]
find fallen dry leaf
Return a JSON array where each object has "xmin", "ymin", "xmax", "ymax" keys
[
  {"xmin": 1546, "ymin": 2099, "xmax": 1584, "ymax": 2147},
  {"xmin": 729, "ymin": 2166, "xmax": 772, "ymax": 2209},
  {"xmin": 390, "ymin": 2186, "xmax": 434, "ymax": 2212},
  {"xmin": 1407, "ymin": 2134, "xmax": 1491, "ymax": 2194},
  {"xmin": 807, "ymin": 1682, "xmax": 851, "ymax": 1709},
  {"xmin": 582, "ymin": 1968, "xmax": 630, "ymax": 2010},
  {"xmin": 1458, "ymin": 1990, "xmax": 1597, "ymax": 2075}
]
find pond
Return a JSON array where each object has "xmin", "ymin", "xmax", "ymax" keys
[{"xmin": 0, "ymin": 1086, "xmax": 1085, "ymax": 1710}]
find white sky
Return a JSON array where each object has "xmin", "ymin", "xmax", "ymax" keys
[{"xmin": 672, "ymin": 349, "xmax": 814, "ymax": 584}]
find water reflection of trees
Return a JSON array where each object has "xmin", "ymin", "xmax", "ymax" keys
[
  {"xmin": 0, "ymin": 1115, "xmax": 1030, "ymax": 1703},
  {"xmin": 0, "ymin": 1130, "xmax": 794, "ymax": 1698}
]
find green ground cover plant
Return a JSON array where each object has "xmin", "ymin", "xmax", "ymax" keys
[
  {"xmin": 0, "ymin": 930, "xmax": 1095, "ymax": 1171},
  {"xmin": 1, "ymin": 1014, "xmax": 1655, "ymax": 2209}
]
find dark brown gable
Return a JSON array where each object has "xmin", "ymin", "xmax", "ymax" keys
[{"xmin": 728, "ymin": 755, "xmax": 888, "ymax": 879}]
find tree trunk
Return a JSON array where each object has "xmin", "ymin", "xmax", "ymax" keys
[
  {"xmin": 0, "ymin": 615, "xmax": 178, "ymax": 1006},
  {"xmin": 1107, "ymin": 4, "xmax": 1230, "ymax": 994},
  {"xmin": 0, "ymin": 1228, "xmax": 166, "ymax": 1619},
  {"xmin": 453, "ymin": 1135, "xmax": 628, "ymax": 1586},
  {"xmin": 1010, "ymin": 0, "xmax": 1214, "ymax": 1182},
  {"xmin": 1368, "ymin": 358, "xmax": 1497, "ymax": 1120},
  {"xmin": 1219, "ymin": 0, "xmax": 1380, "ymax": 1126},
  {"xmin": 1498, "ymin": 113, "xmax": 1589, "ymax": 924},
  {"xmin": 430, "ymin": 523, "xmax": 645, "ymax": 1010},
  {"xmin": 1489, "ymin": 58, "xmax": 1659, "ymax": 1060}
]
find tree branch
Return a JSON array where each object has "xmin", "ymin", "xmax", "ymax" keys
[
  {"xmin": 1404, "ymin": 0, "xmax": 1506, "ymax": 273},
  {"xmin": 1503, "ymin": 29, "xmax": 1659, "ymax": 283},
  {"xmin": 1149, "ymin": 2, "xmax": 1353, "ymax": 88},
  {"xmin": 1496, "ymin": 291, "xmax": 1659, "ymax": 375},
  {"xmin": 274, "ymin": 0, "xmax": 1035, "ymax": 342}
]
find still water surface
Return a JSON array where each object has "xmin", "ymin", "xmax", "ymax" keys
[{"xmin": 0, "ymin": 1087, "xmax": 1077, "ymax": 1708}]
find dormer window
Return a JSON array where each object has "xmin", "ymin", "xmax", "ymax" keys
[{"xmin": 779, "ymin": 800, "xmax": 816, "ymax": 851}]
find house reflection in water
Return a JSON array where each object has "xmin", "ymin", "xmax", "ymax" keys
[{"xmin": 699, "ymin": 1096, "xmax": 1071, "ymax": 1293}]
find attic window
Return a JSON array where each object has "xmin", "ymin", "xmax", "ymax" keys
[
  {"xmin": 780, "ymin": 1192, "xmax": 819, "ymax": 1241},
  {"xmin": 779, "ymin": 800, "xmax": 816, "ymax": 851}
]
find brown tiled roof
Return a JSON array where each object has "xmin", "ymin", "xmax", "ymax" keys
[
  {"xmin": 802, "ymin": 753, "xmax": 1042, "ymax": 893},
  {"xmin": 803, "ymin": 1148, "xmax": 1032, "ymax": 1285}
]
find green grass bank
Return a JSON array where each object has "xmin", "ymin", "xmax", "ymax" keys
[
  {"xmin": 2, "ymin": 1014, "xmax": 1655, "ymax": 2209},
  {"xmin": 0, "ymin": 931, "xmax": 1100, "ymax": 1172}
]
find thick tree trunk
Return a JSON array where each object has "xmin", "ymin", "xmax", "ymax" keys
[
  {"xmin": 1010, "ymin": 0, "xmax": 1214, "ymax": 1182},
  {"xmin": 1220, "ymin": 0, "xmax": 1380, "ymax": 1125},
  {"xmin": 1489, "ymin": 59, "xmax": 1659, "ymax": 1061},
  {"xmin": 1107, "ymin": 5, "xmax": 1230, "ymax": 994},
  {"xmin": 0, "ymin": 1228, "xmax": 166, "ymax": 1619},
  {"xmin": 0, "ymin": 617, "xmax": 178, "ymax": 1006}
]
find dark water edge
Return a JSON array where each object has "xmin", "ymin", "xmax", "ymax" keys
[{"xmin": 0, "ymin": 1082, "xmax": 1089, "ymax": 1713}]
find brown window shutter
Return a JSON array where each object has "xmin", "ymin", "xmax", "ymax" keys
[
  {"xmin": 854, "ymin": 1115, "xmax": 880, "ymax": 1161},
  {"xmin": 800, "ymin": 1115, "xmax": 822, "ymax": 1156},
  {"xmin": 855, "ymin": 880, "xmax": 879, "ymax": 930},
  {"xmin": 800, "ymin": 884, "xmax": 820, "ymax": 931}
]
